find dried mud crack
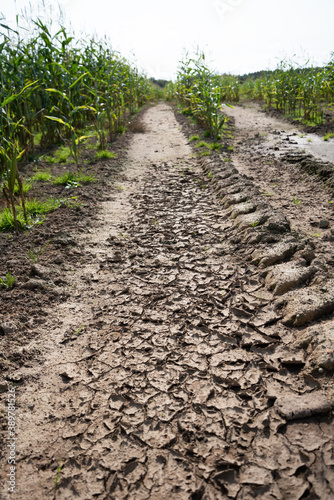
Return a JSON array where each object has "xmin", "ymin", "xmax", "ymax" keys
[{"xmin": 1, "ymin": 103, "xmax": 334, "ymax": 499}]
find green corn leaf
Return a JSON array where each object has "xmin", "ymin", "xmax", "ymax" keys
[
  {"xmin": 45, "ymin": 115, "xmax": 72, "ymax": 129},
  {"xmin": 69, "ymin": 72, "xmax": 90, "ymax": 89},
  {"xmin": 75, "ymin": 134, "xmax": 94, "ymax": 145},
  {"xmin": 45, "ymin": 88, "xmax": 70, "ymax": 103}
]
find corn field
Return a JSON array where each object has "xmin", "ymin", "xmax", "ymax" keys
[
  {"xmin": 241, "ymin": 56, "xmax": 334, "ymax": 124},
  {"xmin": 0, "ymin": 18, "xmax": 156, "ymax": 232}
]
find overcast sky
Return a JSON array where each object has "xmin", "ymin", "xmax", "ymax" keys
[{"xmin": 1, "ymin": 0, "xmax": 333, "ymax": 79}]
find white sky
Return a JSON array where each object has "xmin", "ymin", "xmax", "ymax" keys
[{"xmin": 1, "ymin": 0, "xmax": 333, "ymax": 79}]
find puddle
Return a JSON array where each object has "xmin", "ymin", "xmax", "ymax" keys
[
  {"xmin": 225, "ymin": 104, "xmax": 334, "ymax": 165},
  {"xmin": 265, "ymin": 131, "xmax": 334, "ymax": 164}
]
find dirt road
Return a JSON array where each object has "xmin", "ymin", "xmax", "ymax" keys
[{"xmin": 1, "ymin": 103, "xmax": 334, "ymax": 499}]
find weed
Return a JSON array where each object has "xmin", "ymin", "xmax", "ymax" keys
[
  {"xmin": 0, "ymin": 272, "xmax": 16, "ymax": 289},
  {"xmin": 25, "ymin": 198, "xmax": 61, "ymax": 216},
  {"xmin": 54, "ymin": 461, "xmax": 63, "ymax": 491},
  {"xmin": 209, "ymin": 142, "xmax": 221, "ymax": 151},
  {"xmin": 323, "ymin": 132, "xmax": 334, "ymax": 141},
  {"xmin": 207, "ymin": 171, "xmax": 213, "ymax": 178},
  {"xmin": 200, "ymin": 150, "xmax": 211, "ymax": 157},
  {"xmin": 251, "ymin": 221, "xmax": 260, "ymax": 227},
  {"xmin": 292, "ymin": 198, "xmax": 302, "ymax": 205},
  {"xmin": 0, "ymin": 208, "xmax": 27, "ymax": 232},
  {"xmin": 95, "ymin": 150, "xmax": 117, "ymax": 160},
  {"xmin": 117, "ymin": 125, "xmax": 126, "ymax": 134},
  {"xmin": 13, "ymin": 180, "xmax": 32, "ymax": 195},
  {"xmin": 258, "ymin": 287, "xmax": 263, "ymax": 301},
  {"xmin": 27, "ymin": 241, "xmax": 50, "ymax": 262},
  {"xmin": 189, "ymin": 135, "xmax": 200, "ymax": 142},
  {"xmin": 31, "ymin": 171, "xmax": 51, "ymax": 182},
  {"xmin": 73, "ymin": 325, "xmax": 84, "ymax": 335},
  {"xmin": 52, "ymin": 171, "xmax": 95, "ymax": 186},
  {"xmin": 57, "ymin": 146, "xmax": 72, "ymax": 163},
  {"xmin": 196, "ymin": 141, "xmax": 210, "ymax": 148},
  {"xmin": 44, "ymin": 156, "xmax": 56, "ymax": 164}
]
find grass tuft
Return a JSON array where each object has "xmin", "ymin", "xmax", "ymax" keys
[
  {"xmin": 189, "ymin": 135, "xmax": 200, "ymax": 142},
  {"xmin": 0, "ymin": 272, "xmax": 16, "ymax": 289},
  {"xmin": 31, "ymin": 171, "xmax": 51, "ymax": 182},
  {"xmin": 196, "ymin": 141, "xmax": 210, "ymax": 148},
  {"xmin": 0, "ymin": 208, "xmax": 28, "ymax": 232},
  {"xmin": 13, "ymin": 180, "xmax": 33, "ymax": 194},
  {"xmin": 52, "ymin": 171, "xmax": 95, "ymax": 186},
  {"xmin": 95, "ymin": 150, "xmax": 117, "ymax": 160},
  {"xmin": 25, "ymin": 198, "xmax": 61, "ymax": 216}
]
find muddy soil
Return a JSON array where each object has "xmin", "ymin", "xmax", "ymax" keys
[{"xmin": 1, "ymin": 103, "xmax": 334, "ymax": 499}]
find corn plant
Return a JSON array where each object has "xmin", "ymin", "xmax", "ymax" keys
[
  {"xmin": 176, "ymin": 52, "xmax": 231, "ymax": 140},
  {"xmin": 45, "ymin": 80, "xmax": 96, "ymax": 167},
  {"xmin": 240, "ymin": 55, "xmax": 334, "ymax": 125}
]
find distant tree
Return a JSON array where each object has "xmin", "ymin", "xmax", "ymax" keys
[{"xmin": 150, "ymin": 78, "xmax": 170, "ymax": 88}]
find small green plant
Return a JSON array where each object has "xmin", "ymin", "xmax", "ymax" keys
[
  {"xmin": 323, "ymin": 132, "xmax": 334, "ymax": 141},
  {"xmin": 52, "ymin": 171, "xmax": 95, "ymax": 187},
  {"xmin": 54, "ymin": 461, "xmax": 63, "ymax": 491},
  {"xmin": 0, "ymin": 272, "xmax": 16, "ymax": 289},
  {"xmin": 0, "ymin": 208, "xmax": 27, "ymax": 232},
  {"xmin": 56, "ymin": 146, "xmax": 72, "ymax": 163},
  {"xmin": 207, "ymin": 171, "xmax": 213, "ymax": 178},
  {"xmin": 203, "ymin": 130, "xmax": 211, "ymax": 138},
  {"xmin": 73, "ymin": 325, "xmax": 84, "ymax": 335},
  {"xmin": 200, "ymin": 150, "xmax": 211, "ymax": 156},
  {"xmin": 196, "ymin": 141, "xmax": 210, "ymax": 148},
  {"xmin": 44, "ymin": 156, "xmax": 56, "ymax": 164},
  {"xmin": 189, "ymin": 135, "xmax": 200, "ymax": 142},
  {"xmin": 209, "ymin": 142, "xmax": 221, "ymax": 151},
  {"xmin": 31, "ymin": 171, "xmax": 51, "ymax": 182},
  {"xmin": 13, "ymin": 180, "xmax": 32, "ymax": 194},
  {"xmin": 258, "ymin": 287, "xmax": 263, "ymax": 301},
  {"xmin": 251, "ymin": 220, "xmax": 260, "ymax": 227},
  {"xmin": 27, "ymin": 241, "xmax": 50, "ymax": 262},
  {"xmin": 95, "ymin": 150, "xmax": 117, "ymax": 160},
  {"xmin": 25, "ymin": 198, "xmax": 61, "ymax": 216},
  {"xmin": 292, "ymin": 198, "xmax": 302, "ymax": 205},
  {"xmin": 117, "ymin": 125, "xmax": 126, "ymax": 134}
]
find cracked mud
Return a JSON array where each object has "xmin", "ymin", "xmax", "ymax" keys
[{"xmin": 1, "ymin": 103, "xmax": 334, "ymax": 499}]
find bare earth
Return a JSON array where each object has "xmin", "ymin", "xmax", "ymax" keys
[{"xmin": 1, "ymin": 103, "xmax": 334, "ymax": 499}]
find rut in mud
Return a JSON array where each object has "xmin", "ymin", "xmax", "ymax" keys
[{"xmin": 1, "ymin": 103, "xmax": 334, "ymax": 499}]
